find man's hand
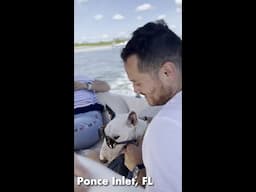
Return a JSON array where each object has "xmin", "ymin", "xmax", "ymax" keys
[{"xmin": 123, "ymin": 137, "xmax": 143, "ymax": 171}]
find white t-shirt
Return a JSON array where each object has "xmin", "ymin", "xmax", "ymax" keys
[
  {"xmin": 143, "ymin": 91, "xmax": 182, "ymax": 192},
  {"xmin": 74, "ymin": 76, "xmax": 99, "ymax": 109}
]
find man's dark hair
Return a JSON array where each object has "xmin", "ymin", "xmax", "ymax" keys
[{"xmin": 121, "ymin": 20, "xmax": 181, "ymax": 73}]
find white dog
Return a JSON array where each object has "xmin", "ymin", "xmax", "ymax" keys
[
  {"xmin": 77, "ymin": 92, "xmax": 161, "ymax": 164},
  {"xmin": 99, "ymin": 111, "xmax": 148, "ymax": 164}
]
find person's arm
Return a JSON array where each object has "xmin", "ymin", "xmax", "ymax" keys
[
  {"xmin": 74, "ymin": 80, "xmax": 110, "ymax": 92},
  {"xmin": 91, "ymin": 80, "xmax": 110, "ymax": 92},
  {"xmin": 136, "ymin": 168, "xmax": 146, "ymax": 187},
  {"xmin": 123, "ymin": 137, "xmax": 146, "ymax": 187}
]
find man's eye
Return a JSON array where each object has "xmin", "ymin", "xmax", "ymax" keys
[{"xmin": 113, "ymin": 136, "xmax": 120, "ymax": 140}]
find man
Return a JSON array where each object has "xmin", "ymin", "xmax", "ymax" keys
[{"xmin": 121, "ymin": 20, "xmax": 182, "ymax": 192}]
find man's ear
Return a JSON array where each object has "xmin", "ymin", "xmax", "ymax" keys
[
  {"xmin": 160, "ymin": 61, "xmax": 176, "ymax": 79},
  {"xmin": 105, "ymin": 104, "xmax": 116, "ymax": 120},
  {"xmin": 127, "ymin": 111, "xmax": 138, "ymax": 127}
]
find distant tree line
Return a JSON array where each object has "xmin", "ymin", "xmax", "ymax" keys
[{"xmin": 74, "ymin": 38, "xmax": 128, "ymax": 47}]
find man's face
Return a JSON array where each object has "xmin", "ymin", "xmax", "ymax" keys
[{"xmin": 124, "ymin": 54, "xmax": 172, "ymax": 106}]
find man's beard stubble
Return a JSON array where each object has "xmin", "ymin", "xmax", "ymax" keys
[{"xmin": 145, "ymin": 84, "xmax": 173, "ymax": 106}]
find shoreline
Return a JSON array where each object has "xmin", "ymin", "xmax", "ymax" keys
[
  {"xmin": 74, "ymin": 45, "xmax": 113, "ymax": 53},
  {"xmin": 74, "ymin": 42, "xmax": 126, "ymax": 53}
]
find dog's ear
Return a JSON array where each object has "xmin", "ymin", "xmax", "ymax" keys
[
  {"xmin": 98, "ymin": 125, "xmax": 106, "ymax": 139},
  {"xmin": 127, "ymin": 111, "xmax": 138, "ymax": 127},
  {"xmin": 105, "ymin": 104, "xmax": 116, "ymax": 120}
]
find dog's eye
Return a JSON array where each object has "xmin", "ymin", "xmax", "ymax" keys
[{"xmin": 113, "ymin": 136, "xmax": 120, "ymax": 140}]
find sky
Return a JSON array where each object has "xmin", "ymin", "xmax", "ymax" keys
[{"xmin": 74, "ymin": 0, "xmax": 182, "ymax": 43}]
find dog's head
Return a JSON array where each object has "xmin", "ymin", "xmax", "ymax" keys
[{"xmin": 99, "ymin": 110, "xmax": 147, "ymax": 163}]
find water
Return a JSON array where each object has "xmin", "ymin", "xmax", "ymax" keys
[{"xmin": 74, "ymin": 46, "xmax": 135, "ymax": 96}]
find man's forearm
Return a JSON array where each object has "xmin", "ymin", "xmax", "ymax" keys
[{"xmin": 136, "ymin": 168, "xmax": 146, "ymax": 187}]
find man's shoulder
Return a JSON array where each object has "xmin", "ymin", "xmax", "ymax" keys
[
  {"xmin": 144, "ymin": 115, "xmax": 181, "ymax": 149},
  {"xmin": 154, "ymin": 91, "xmax": 182, "ymax": 122},
  {"xmin": 152, "ymin": 106, "xmax": 181, "ymax": 128},
  {"xmin": 164, "ymin": 91, "xmax": 182, "ymax": 111}
]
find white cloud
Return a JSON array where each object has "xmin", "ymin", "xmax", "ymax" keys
[
  {"xmin": 175, "ymin": 0, "xmax": 182, "ymax": 13},
  {"xmin": 136, "ymin": 3, "xmax": 153, "ymax": 12},
  {"xmin": 101, "ymin": 34, "xmax": 109, "ymax": 39},
  {"xmin": 175, "ymin": 0, "xmax": 182, "ymax": 6},
  {"xmin": 79, "ymin": 35, "xmax": 98, "ymax": 43},
  {"xmin": 118, "ymin": 31, "xmax": 126, "ymax": 36},
  {"xmin": 117, "ymin": 31, "xmax": 130, "ymax": 38},
  {"xmin": 112, "ymin": 14, "xmax": 124, "ymax": 20},
  {"xmin": 170, "ymin": 25, "xmax": 177, "ymax": 29},
  {"xmin": 137, "ymin": 16, "xmax": 143, "ymax": 20},
  {"xmin": 94, "ymin": 14, "xmax": 103, "ymax": 20},
  {"xmin": 77, "ymin": 0, "xmax": 88, "ymax": 4},
  {"xmin": 176, "ymin": 7, "xmax": 182, "ymax": 13},
  {"xmin": 157, "ymin": 14, "xmax": 166, "ymax": 20}
]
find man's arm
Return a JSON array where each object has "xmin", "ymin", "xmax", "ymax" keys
[
  {"xmin": 135, "ymin": 167, "xmax": 146, "ymax": 187},
  {"xmin": 123, "ymin": 138, "xmax": 146, "ymax": 187},
  {"xmin": 74, "ymin": 80, "xmax": 110, "ymax": 92}
]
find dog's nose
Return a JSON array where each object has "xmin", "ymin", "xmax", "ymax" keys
[{"xmin": 100, "ymin": 158, "xmax": 108, "ymax": 164}]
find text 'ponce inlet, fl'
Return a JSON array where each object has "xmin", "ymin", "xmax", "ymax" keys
[{"xmin": 76, "ymin": 176, "xmax": 153, "ymax": 187}]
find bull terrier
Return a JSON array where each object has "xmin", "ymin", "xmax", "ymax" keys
[{"xmin": 99, "ymin": 111, "xmax": 147, "ymax": 164}]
